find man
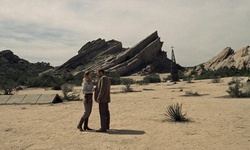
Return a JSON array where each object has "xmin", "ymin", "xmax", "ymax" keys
[{"xmin": 94, "ymin": 69, "xmax": 111, "ymax": 132}]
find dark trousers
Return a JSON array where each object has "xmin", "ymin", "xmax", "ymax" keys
[
  {"xmin": 99, "ymin": 103, "xmax": 110, "ymax": 130},
  {"xmin": 81, "ymin": 94, "xmax": 93, "ymax": 119},
  {"xmin": 78, "ymin": 94, "xmax": 93, "ymax": 128}
]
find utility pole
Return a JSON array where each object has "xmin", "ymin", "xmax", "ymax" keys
[{"xmin": 171, "ymin": 46, "xmax": 179, "ymax": 82}]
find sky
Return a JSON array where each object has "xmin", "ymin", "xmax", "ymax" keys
[{"xmin": 1, "ymin": 0, "xmax": 249, "ymax": 67}]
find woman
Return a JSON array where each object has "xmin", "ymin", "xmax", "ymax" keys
[{"xmin": 77, "ymin": 71, "xmax": 94, "ymax": 131}]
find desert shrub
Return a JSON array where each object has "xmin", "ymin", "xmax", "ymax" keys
[
  {"xmin": 136, "ymin": 80, "xmax": 149, "ymax": 85},
  {"xmin": 211, "ymin": 76, "xmax": 221, "ymax": 83},
  {"xmin": 227, "ymin": 77, "xmax": 243, "ymax": 97},
  {"xmin": 242, "ymin": 83, "xmax": 250, "ymax": 97},
  {"xmin": 121, "ymin": 78, "xmax": 134, "ymax": 92},
  {"xmin": 52, "ymin": 84, "xmax": 62, "ymax": 90},
  {"xmin": 186, "ymin": 66, "xmax": 250, "ymax": 80},
  {"xmin": 122, "ymin": 85, "xmax": 133, "ymax": 92},
  {"xmin": 143, "ymin": 73, "xmax": 161, "ymax": 83},
  {"xmin": 163, "ymin": 75, "xmax": 172, "ymax": 82},
  {"xmin": 107, "ymin": 72, "xmax": 121, "ymax": 85},
  {"xmin": 185, "ymin": 76, "xmax": 193, "ymax": 83},
  {"xmin": 61, "ymin": 84, "xmax": 80, "ymax": 101},
  {"xmin": 0, "ymin": 78, "xmax": 17, "ymax": 95},
  {"xmin": 26, "ymin": 73, "xmax": 63, "ymax": 88},
  {"xmin": 65, "ymin": 93, "xmax": 80, "ymax": 101},
  {"xmin": 0, "ymin": 74, "xmax": 18, "ymax": 95},
  {"xmin": 185, "ymin": 90, "xmax": 201, "ymax": 96},
  {"xmin": 226, "ymin": 77, "xmax": 250, "ymax": 98},
  {"xmin": 121, "ymin": 78, "xmax": 134, "ymax": 84},
  {"xmin": 165, "ymin": 103, "xmax": 189, "ymax": 122}
]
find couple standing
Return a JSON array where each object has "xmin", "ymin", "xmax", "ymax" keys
[{"xmin": 77, "ymin": 69, "xmax": 111, "ymax": 133}]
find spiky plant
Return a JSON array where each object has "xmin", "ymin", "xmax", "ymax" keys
[{"xmin": 165, "ymin": 103, "xmax": 189, "ymax": 122}]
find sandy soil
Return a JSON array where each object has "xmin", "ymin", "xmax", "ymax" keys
[{"xmin": 0, "ymin": 77, "xmax": 250, "ymax": 150}]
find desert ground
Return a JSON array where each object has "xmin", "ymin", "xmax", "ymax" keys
[{"xmin": 0, "ymin": 77, "xmax": 250, "ymax": 150}]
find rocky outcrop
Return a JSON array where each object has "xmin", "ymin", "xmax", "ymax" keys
[
  {"xmin": 197, "ymin": 46, "xmax": 250, "ymax": 72},
  {"xmin": 58, "ymin": 39, "xmax": 124, "ymax": 71},
  {"xmin": 56, "ymin": 31, "xmax": 183, "ymax": 76},
  {"xmin": 0, "ymin": 50, "xmax": 53, "ymax": 76}
]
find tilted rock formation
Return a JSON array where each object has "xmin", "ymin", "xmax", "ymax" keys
[
  {"xmin": 197, "ymin": 46, "xmax": 250, "ymax": 72},
  {"xmin": 57, "ymin": 39, "xmax": 124, "ymax": 71},
  {"xmin": 56, "ymin": 31, "xmax": 183, "ymax": 76}
]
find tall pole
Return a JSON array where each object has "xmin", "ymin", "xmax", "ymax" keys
[{"xmin": 171, "ymin": 46, "xmax": 179, "ymax": 82}]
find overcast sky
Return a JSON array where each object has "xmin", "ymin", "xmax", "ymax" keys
[{"xmin": 1, "ymin": 0, "xmax": 249, "ymax": 67}]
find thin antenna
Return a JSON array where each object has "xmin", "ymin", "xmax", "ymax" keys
[{"xmin": 171, "ymin": 46, "xmax": 179, "ymax": 82}]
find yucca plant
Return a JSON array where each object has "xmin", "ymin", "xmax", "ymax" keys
[{"xmin": 165, "ymin": 103, "xmax": 189, "ymax": 122}]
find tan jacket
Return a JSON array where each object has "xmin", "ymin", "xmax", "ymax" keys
[{"xmin": 94, "ymin": 75, "xmax": 111, "ymax": 103}]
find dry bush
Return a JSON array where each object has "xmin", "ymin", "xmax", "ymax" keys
[
  {"xmin": 61, "ymin": 84, "xmax": 80, "ymax": 101},
  {"xmin": 185, "ymin": 90, "xmax": 201, "ymax": 96}
]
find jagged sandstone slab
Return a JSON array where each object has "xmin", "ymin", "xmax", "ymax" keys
[
  {"xmin": 200, "ymin": 46, "xmax": 250, "ymax": 71},
  {"xmin": 56, "ymin": 31, "xmax": 183, "ymax": 76}
]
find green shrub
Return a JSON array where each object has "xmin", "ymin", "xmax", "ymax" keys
[
  {"xmin": 121, "ymin": 78, "xmax": 134, "ymax": 84},
  {"xmin": 107, "ymin": 72, "xmax": 121, "ymax": 85},
  {"xmin": 0, "ymin": 79, "xmax": 17, "ymax": 95},
  {"xmin": 186, "ymin": 77, "xmax": 193, "ymax": 83},
  {"xmin": 52, "ymin": 84, "xmax": 62, "ymax": 90},
  {"xmin": 122, "ymin": 84, "xmax": 133, "ymax": 92},
  {"xmin": 242, "ymin": 83, "xmax": 250, "ymax": 97},
  {"xmin": 61, "ymin": 84, "xmax": 80, "ymax": 101},
  {"xmin": 165, "ymin": 103, "xmax": 189, "ymax": 122},
  {"xmin": 211, "ymin": 76, "xmax": 221, "ymax": 83},
  {"xmin": 121, "ymin": 78, "xmax": 134, "ymax": 92},
  {"xmin": 162, "ymin": 75, "xmax": 172, "ymax": 82},
  {"xmin": 227, "ymin": 77, "xmax": 243, "ymax": 97},
  {"xmin": 185, "ymin": 91, "xmax": 201, "ymax": 96},
  {"xmin": 136, "ymin": 80, "xmax": 149, "ymax": 85},
  {"xmin": 143, "ymin": 73, "xmax": 161, "ymax": 83}
]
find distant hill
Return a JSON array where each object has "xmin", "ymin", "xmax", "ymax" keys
[
  {"xmin": 55, "ymin": 31, "xmax": 184, "ymax": 76},
  {"xmin": 204, "ymin": 46, "xmax": 250, "ymax": 69},
  {"xmin": 0, "ymin": 50, "xmax": 53, "ymax": 76},
  {"xmin": 195, "ymin": 46, "xmax": 250, "ymax": 73}
]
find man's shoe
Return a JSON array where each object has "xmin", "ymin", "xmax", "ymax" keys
[{"xmin": 96, "ymin": 129, "xmax": 107, "ymax": 132}]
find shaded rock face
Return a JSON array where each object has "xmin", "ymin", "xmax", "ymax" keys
[
  {"xmin": 0, "ymin": 50, "xmax": 53, "ymax": 75},
  {"xmin": 57, "ymin": 31, "xmax": 183, "ymax": 76},
  {"xmin": 197, "ymin": 46, "xmax": 250, "ymax": 72},
  {"xmin": 58, "ymin": 39, "xmax": 124, "ymax": 71}
]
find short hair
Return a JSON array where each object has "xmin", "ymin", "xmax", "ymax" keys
[{"xmin": 98, "ymin": 69, "xmax": 105, "ymax": 74}]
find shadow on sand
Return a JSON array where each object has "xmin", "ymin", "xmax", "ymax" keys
[{"xmin": 107, "ymin": 129, "xmax": 145, "ymax": 135}]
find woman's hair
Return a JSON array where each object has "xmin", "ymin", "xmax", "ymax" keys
[{"xmin": 84, "ymin": 71, "xmax": 91, "ymax": 82}]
